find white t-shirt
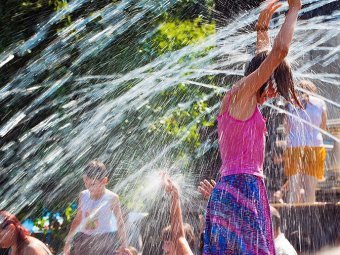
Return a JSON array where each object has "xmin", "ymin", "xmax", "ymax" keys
[
  {"xmin": 78, "ymin": 189, "xmax": 118, "ymax": 234},
  {"xmin": 287, "ymin": 96, "xmax": 326, "ymax": 147},
  {"xmin": 275, "ymin": 233, "xmax": 298, "ymax": 255}
]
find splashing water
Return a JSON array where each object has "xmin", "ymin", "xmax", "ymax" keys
[{"xmin": 0, "ymin": 0, "xmax": 339, "ymax": 254}]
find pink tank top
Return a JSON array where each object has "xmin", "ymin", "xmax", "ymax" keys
[{"xmin": 217, "ymin": 93, "xmax": 266, "ymax": 177}]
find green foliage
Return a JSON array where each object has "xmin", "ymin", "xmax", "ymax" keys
[
  {"xmin": 142, "ymin": 18, "xmax": 216, "ymax": 157},
  {"xmin": 149, "ymin": 83, "xmax": 214, "ymax": 156},
  {"xmin": 20, "ymin": 0, "xmax": 68, "ymax": 10},
  {"xmin": 64, "ymin": 203, "xmax": 77, "ymax": 222},
  {"xmin": 139, "ymin": 17, "xmax": 215, "ymax": 62},
  {"xmin": 153, "ymin": 17, "xmax": 215, "ymax": 54},
  {"xmin": 165, "ymin": 0, "xmax": 214, "ymax": 20},
  {"xmin": 49, "ymin": 0, "xmax": 68, "ymax": 10}
]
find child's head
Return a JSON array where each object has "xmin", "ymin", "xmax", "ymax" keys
[
  {"xmin": 245, "ymin": 51, "xmax": 302, "ymax": 107},
  {"xmin": 83, "ymin": 160, "xmax": 108, "ymax": 194},
  {"xmin": 161, "ymin": 223, "xmax": 195, "ymax": 254},
  {"xmin": 0, "ymin": 211, "xmax": 30, "ymax": 249},
  {"xmin": 297, "ymin": 80, "xmax": 318, "ymax": 105},
  {"xmin": 270, "ymin": 206, "xmax": 281, "ymax": 237},
  {"xmin": 298, "ymin": 80, "xmax": 318, "ymax": 93}
]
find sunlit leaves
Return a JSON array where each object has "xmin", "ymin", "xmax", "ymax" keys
[{"xmin": 153, "ymin": 17, "xmax": 215, "ymax": 54}]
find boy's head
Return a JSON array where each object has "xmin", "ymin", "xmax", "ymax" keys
[
  {"xmin": 161, "ymin": 223, "xmax": 195, "ymax": 254},
  {"xmin": 83, "ymin": 160, "xmax": 108, "ymax": 192}
]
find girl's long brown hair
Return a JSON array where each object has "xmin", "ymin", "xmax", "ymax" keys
[
  {"xmin": 0, "ymin": 211, "xmax": 30, "ymax": 249},
  {"xmin": 245, "ymin": 51, "xmax": 303, "ymax": 108}
]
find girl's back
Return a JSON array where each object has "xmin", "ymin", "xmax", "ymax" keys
[{"xmin": 218, "ymin": 93, "xmax": 266, "ymax": 177}]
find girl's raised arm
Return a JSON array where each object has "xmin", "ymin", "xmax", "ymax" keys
[
  {"xmin": 234, "ymin": 0, "xmax": 301, "ymax": 100},
  {"xmin": 256, "ymin": 0, "xmax": 283, "ymax": 54}
]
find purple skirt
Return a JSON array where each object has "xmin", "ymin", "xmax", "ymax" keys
[{"xmin": 203, "ymin": 174, "xmax": 275, "ymax": 255}]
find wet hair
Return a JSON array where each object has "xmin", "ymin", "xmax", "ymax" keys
[
  {"xmin": 0, "ymin": 211, "xmax": 30, "ymax": 249},
  {"xmin": 161, "ymin": 223, "xmax": 196, "ymax": 250},
  {"xmin": 245, "ymin": 51, "xmax": 302, "ymax": 108},
  {"xmin": 83, "ymin": 159, "xmax": 107, "ymax": 180},
  {"xmin": 270, "ymin": 206, "xmax": 281, "ymax": 232}
]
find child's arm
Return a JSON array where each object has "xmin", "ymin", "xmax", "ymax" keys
[
  {"xmin": 256, "ymin": 0, "xmax": 282, "ymax": 54},
  {"xmin": 64, "ymin": 195, "xmax": 83, "ymax": 255},
  {"xmin": 163, "ymin": 174, "xmax": 193, "ymax": 255},
  {"xmin": 321, "ymin": 103, "xmax": 327, "ymax": 130},
  {"xmin": 283, "ymin": 114, "xmax": 290, "ymax": 135},
  {"xmin": 112, "ymin": 195, "xmax": 128, "ymax": 249},
  {"xmin": 232, "ymin": 0, "xmax": 301, "ymax": 100}
]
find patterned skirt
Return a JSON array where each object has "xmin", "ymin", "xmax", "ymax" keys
[{"xmin": 203, "ymin": 174, "xmax": 275, "ymax": 255}]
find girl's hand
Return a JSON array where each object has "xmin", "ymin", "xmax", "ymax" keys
[
  {"xmin": 256, "ymin": 0, "xmax": 283, "ymax": 31},
  {"xmin": 288, "ymin": 0, "xmax": 302, "ymax": 10},
  {"xmin": 198, "ymin": 179, "xmax": 216, "ymax": 200}
]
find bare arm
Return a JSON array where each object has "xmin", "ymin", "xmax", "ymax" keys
[
  {"xmin": 167, "ymin": 179, "xmax": 185, "ymax": 242},
  {"xmin": 177, "ymin": 237, "xmax": 194, "ymax": 255},
  {"xmin": 112, "ymin": 196, "xmax": 128, "ymax": 248},
  {"xmin": 228, "ymin": 0, "xmax": 301, "ymax": 103},
  {"xmin": 64, "ymin": 196, "xmax": 83, "ymax": 255},
  {"xmin": 283, "ymin": 114, "xmax": 290, "ymax": 135},
  {"xmin": 256, "ymin": 0, "xmax": 283, "ymax": 54},
  {"xmin": 163, "ymin": 175, "xmax": 193, "ymax": 255},
  {"xmin": 65, "ymin": 210, "xmax": 82, "ymax": 241},
  {"xmin": 256, "ymin": 28, "xmax": 271, "ymax": 54},
  {"xmin": 321, "ymin": 109, "xmax": 327, "ymax": 130}
]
